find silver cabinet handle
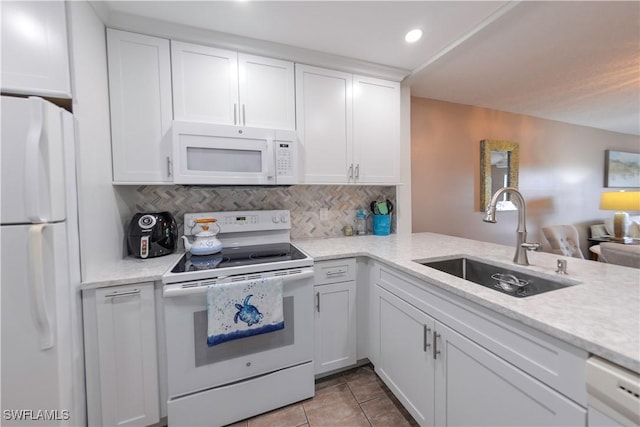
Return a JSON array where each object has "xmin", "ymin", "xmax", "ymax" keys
[
  {"xmin": 242, "ymin": 104, "xmax": 246, "ymax": 126},
  {"xmin": 348, "ymin": 164, "xmax": 354, "ymax": 179},
  {"xmin": 423, "ymin": 325, "xmax": 431, "ymax": 352},
  {"xmin": 233, "ymin": 104, "xmax": 238, "ymax": 125},
  {"xmin": 433, "ymin": 331, "xmax": 441, "ymax": 359},
  {"xmin": 355, "ymin": 164, "xmax": 360, "ymax": 179},
  {"xmin": 316, "ymin": 291, "xmax": 320, "ymax": 312},
  {"xmin": 105, "ymin": 289, "xmax": 141, "ymax": 299},
  {"xmin": 325, "ymin": 269, "xmax": 346, "ymax": 276},
  {"xmin": 166, "ymin": 156, "xmax": 172, "ymax": 178}
]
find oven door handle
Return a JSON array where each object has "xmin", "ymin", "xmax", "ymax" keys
[{"xmin": 163, "ymin": 268, "xmax": 315, "ymax": 298}]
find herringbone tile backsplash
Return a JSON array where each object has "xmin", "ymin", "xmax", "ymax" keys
[{"xmin": 133, "ymin": 185, "xmax": 396, "ymax": 239}]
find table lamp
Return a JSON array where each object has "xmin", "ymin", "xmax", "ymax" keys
[{"xmin": 599, "ymin": 191, "xmax": 640, "ymax": 243}]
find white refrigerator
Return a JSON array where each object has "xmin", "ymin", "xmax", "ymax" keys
[{"xmin": 1, "ymin": 96, "xmax": 85, "ymax": 426}]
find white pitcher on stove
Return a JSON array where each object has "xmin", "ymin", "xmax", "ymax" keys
[{"xmin": 182, "ymin": 218, "xmax": 223, "ymax": 256}]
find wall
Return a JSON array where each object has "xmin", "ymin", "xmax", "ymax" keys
[
  {"xmin": 411, "ymin": 97, "xmax": 640, "ymax": 256},
  {"xmin": 396, "ymin": 85, "xmax": 412, "ymax": 234},
  {"xmin": 131, "ymin": 185, "xmax": 396, "ymax": 240},
  {"xmin": 68, "ymin": 1, "xmax": 136, "ymax": 280}
]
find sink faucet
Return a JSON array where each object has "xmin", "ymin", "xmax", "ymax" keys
[{"xmin": 483, "ymin": 187, "xmax": 541, "ymax": 265}]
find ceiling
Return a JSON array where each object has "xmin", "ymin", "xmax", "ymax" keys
[{"xmin": 99, "ymin": 1, "xmax": 640, "ymax": 136}]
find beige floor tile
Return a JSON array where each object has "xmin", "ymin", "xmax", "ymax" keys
[
  {"xmin": 303, "ymin": 383, "xmax": 371, "ymax": 427},
  {"xmin": 343, "ymin": 366, "xmax": 387, "ymax": 403},
  {"xmin": 229, "ymin": 366, "xmax": 416, "ymax": 427},
  {"xmin": 247, "ymin": 403, "xmax": 308, "ymax": 427},
  {"xmin": 360, "ymin": 396, "xmax": 415, "ymax": 427},
  {"xmin": 315, "ymin": 372, "xmax": 346, "ymax": 392}
]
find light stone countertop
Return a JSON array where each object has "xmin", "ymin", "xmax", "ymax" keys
[
  {"xmin": 294, "ymin": 233, "xmax": 640, "ymax": 374},
  {"xmin": 80, "ymin": 252, "xmax": 184, "ymax": 289},
  {"xmin": 80, "ymin": 232, "xmax": 640, "ymax": 373}
]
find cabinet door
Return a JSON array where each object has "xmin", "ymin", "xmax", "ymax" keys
[
  {"xmin": 352, "ymin": 75, "xmax": 400, "ymax": 184},
  {"xmin": 1, "ymin": 0, "xmax": 71, "ymax": 98},
  {"xmin": 375, "ymin": 285, "xmax": 435, "ymax": 426},
  {"xmin": 314, "ymin": 281, "xmax": 357, "ymax": 374},
  {"xmin": 434, "ymin": 321, "xmax": 586, "ymax": 427},
  {"xmin": 94, "ymin": 283, "xmax": 160, "ymax": 427},
  {"xmin": 238, "ymin": 54, "xmax": 295, "ymax": 130},
  {"xmin": 171, "ymin": 41, "xmax": 238, "ymax": 124},
  {"xmin": 107, "ymin": 29, "xmax": 172, "ymax": 183},
  {"xmin": 295, "ymin": 64, "xmax": 353, "ymax": 184}
]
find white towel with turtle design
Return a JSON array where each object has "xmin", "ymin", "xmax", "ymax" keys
[{"xmin": 207, "ymin": 276, "xmax": 284, "ymax": 347}]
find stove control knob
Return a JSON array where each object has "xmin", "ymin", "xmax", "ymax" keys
[
  {"xmin": 272, "ymin": 215, "xmax": 280, "ymax": 223},
  {"xmin": 280, "ymin": 213, "xmax": 288, "ymax": 223}
]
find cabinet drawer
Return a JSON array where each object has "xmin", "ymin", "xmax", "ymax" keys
[
  {"xmin": 374, "ymin": 263, "xmax": 588, "ymax": 405},
  {"xmin": 315, "ymin": 258, "xmax": 356, "ymax": 285}
]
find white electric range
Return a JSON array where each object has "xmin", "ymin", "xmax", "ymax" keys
[{"xmin": 162, "ymin": 210, "xmax": 315, "ymax": 426}]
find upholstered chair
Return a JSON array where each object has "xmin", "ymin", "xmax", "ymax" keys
[
  {"xmin": 542, "ymin": 225, "xmax": 585, "ymax": 259},
  {"xmin": 599, "ymin": 242, "xmax": 640, "ymax": 268}
]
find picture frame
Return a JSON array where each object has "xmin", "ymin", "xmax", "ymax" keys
[{"xmin": 605, "ymin": 150, "xmax": 640, "ymax": 188}]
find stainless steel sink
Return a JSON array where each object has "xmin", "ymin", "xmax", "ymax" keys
[{"xmin": 415, "ymin": 256, "xmax": 580, "ymax": 298}]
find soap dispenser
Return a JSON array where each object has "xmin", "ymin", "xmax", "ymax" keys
[{"xmin": 355, "ymin": 209, "xmax": 368, "ymax": 235}]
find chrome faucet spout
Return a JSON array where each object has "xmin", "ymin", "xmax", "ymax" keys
[
  {"xmin": 482, "ymin": 187, "xmax": 540, "ymax": 265},
  {"xmin": 483, "ymin": 204, "xmax": 497, "ymax": 223}
]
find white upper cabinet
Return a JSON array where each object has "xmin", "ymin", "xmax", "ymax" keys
[
  {"xmin": 238, "ymin": 53, "xmax": 295, "ymax": 130},
  {"xmin": 295, "ymin": 65, "xmax": 353, "ymax": 184},
  {"xmin": 107, "ymin": 29, "xmax": 173, "ymax": 183},
  {"xmin": 171, "ymin": 41, "xmax": 295, "ymax": 130},
  {"xmin": 1, "ymin": 0, "xmax": 71, "ymax": 98},
  {"xmin": 352, "ymin": 75, "xmax": 400, "ymax": 184},
  {"xmin": 296, "ymin": 64, "xmax": 400, "ymax": 185},
  {"xmin": 171, "ymin": 42, "xmax": 238, "ymax": 125}
]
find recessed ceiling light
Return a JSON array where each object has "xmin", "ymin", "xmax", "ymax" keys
[{"xmin": 405, "ymin": 29, "xmax": 423, "ymax": 43}]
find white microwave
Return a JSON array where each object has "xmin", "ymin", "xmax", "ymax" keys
[{"xmin": 172, "ymin": 122, "xmax": 299, "ymax": 185}]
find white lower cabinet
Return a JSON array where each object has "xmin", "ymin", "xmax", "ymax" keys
[
  {"xmin": 435, "ymin": 321, "xmax": 586, "ymax": 427},
  {"xmin": 373, "ymin": 281, "xmax": 587, "ymax": 427},
  {"xmin": 376, "ymin": 285, "xmax": 435, "ymax": 425},
  {"xmin": 314, "ymin": 259, "xmax": 357, "ymax": 374},
  {"xmin": 83, "ymin": 282, "xmax": 160, "ymax": 427}
]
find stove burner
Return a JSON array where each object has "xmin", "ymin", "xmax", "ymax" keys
[
  {"xmin": 171, "ymin": 243, "xmax": 307, "ymax": 274},
  {"xmin": 249, "ymin": 252, "xmax": 288, "ymax": 259},
  {"xmin": 186, "ymin": 254, "xmax": 224, "ymax": 270}
]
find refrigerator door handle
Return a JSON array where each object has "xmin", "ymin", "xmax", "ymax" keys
[
  {"xmin": 24, "ymin": 98, "xmax": 44, "ymax": 223},
  {"xmin": 28, "ymin": 224, "xmax": 54, "ymax": 350}
]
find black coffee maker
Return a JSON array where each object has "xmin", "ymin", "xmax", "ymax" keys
[{"xmin": 127, "ymin": 212, "xmax": 178, "ymax": 258}]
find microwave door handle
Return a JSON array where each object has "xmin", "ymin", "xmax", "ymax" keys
[{"xmin": 265, "ymin": 138, "xmax": 275, "ymax": 179}]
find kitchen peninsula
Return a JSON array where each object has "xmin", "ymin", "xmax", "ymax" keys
[{"xmin": 294, "ymin": 233, "xmax": 640, "ymax": 373}]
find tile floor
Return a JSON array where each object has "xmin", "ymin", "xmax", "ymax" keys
[{"xmin": 228, "ymin": 365, "xmax": 418, "ymax": 427}]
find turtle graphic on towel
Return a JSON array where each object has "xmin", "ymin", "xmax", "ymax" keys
[{"xmin": 234, "ymin": 294, "xmax": 264, "ymax": 326}]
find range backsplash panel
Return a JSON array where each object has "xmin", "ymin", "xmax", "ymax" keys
[{"xmin": 132, "ymin": 185, "xmax": 397, "ymax": 239}]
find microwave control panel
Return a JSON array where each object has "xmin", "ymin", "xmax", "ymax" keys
[
  {"xmin": 276, "ymin": 143, "xmax": 292, "ymax": 175},
  {"xmin": 274, "ymin": 137, "xmax": 298, "ymax": 185}
]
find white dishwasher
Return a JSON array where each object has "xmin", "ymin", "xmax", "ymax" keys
[{"xmin": 586, "ymin": 356, "xmax": 640, "ymax": 427}]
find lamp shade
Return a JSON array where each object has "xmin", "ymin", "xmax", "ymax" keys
[{"xmin": 599, "ymin": 191, "xmax": 640, "ymax": 211}]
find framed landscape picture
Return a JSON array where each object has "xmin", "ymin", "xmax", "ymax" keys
[{"xmin": 605, "ymin": 150, "xmax": 640, "ymax": 188}]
